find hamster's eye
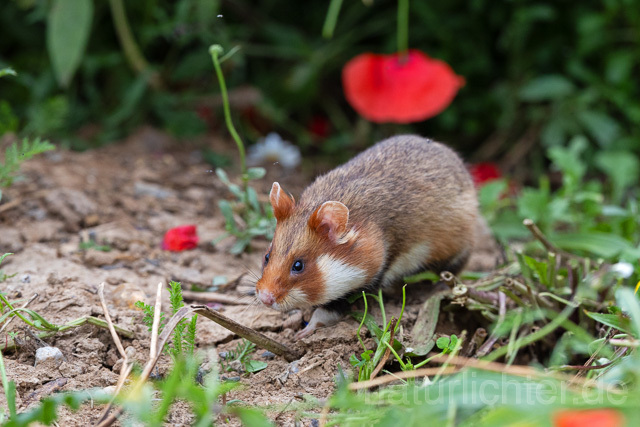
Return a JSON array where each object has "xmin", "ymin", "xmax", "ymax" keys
[
  {"xmin": 264, "ymin": 252, "xmax": 270, "ymax": 265},
  {"xmin": 291, "ymin": 259, "xmax": 304, "ymax": 273}
]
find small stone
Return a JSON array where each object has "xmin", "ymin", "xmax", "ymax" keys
[
  {"xmin": 84, "ymin": 214, "xmax": 100, "ymax": 227},
  {"xmin": 261, "ymin": 351, "xmax": 276, "ymax": 360},
  {"xmin": 21, "ymin": 219, "xmax": 63, "ymax": 242},
  {"xmin": 102, "ymin": 385, "xmax": 117, "ymax": 395},
  {"xmin": 134, "ymin": 181, "xmax": 176, "ymax": 199},
  {"xmin": 113, "ymin": 283, "xmax": 147, "ymax": 308},
  {"xmin": 83, "ymin": 250, "xmax": 120, "ymax": 267},
  {"xmin": 35, "ymin": 346, "xmax": 64, "ymax": 369},
  {"xmin": 218, "ymin": 351, "xmax": 229, "ymax": 359},
  {"xmin": 20, "ymin": 274, "xmax": 31, "ymax": 283},
  {"xmin": 125, "ymin": 346, "xmax": 136, "ymax": 358},
  {"xmin": 289, "ymin": 360, "xmax": 299, "ymax": 374}
]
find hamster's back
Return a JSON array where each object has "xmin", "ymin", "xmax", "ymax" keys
[{"xmin": 299, "ymin": 135, "xmax": 478, "ymax": 279}]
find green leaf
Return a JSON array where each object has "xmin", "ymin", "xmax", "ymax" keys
[
  {"xmin": 478, "ymin": 179, "xmax": 507, "ymax": 210},
  {"xmin": 449, "ymin": 334, "xmax": 459, "ymax": 351},
  {"xmin": 516, "ymin": 187, "xmax": 550, "ymax": 224},
  {"xmin": 218, "ymin": 200, "xmax": 237, "ymax": 232},
  {"xmin": 0, "ymin": 68, "xmax": 17, "ymax": 78},
  {"xmin": 436, "ymin": 336, "xmax": 450, "ymax": 350},
  {"xmin": 233, "ymin": 407, "xmax": 272, "ymax": 427},
  {"xmin": 215, "ymin": 168, "xmax": 231, "ymax": 185},
  {"xmin": 518, "ymin": 75, "xmax": 575, "ymax": 101},
  {"xmin": 524, "ymin": 255, "xmax": 549, "ymax": 287},
  {"xmin": 349, "ymin": 354, "xmax": 360, "ymax": 367},
  {"xmin": 409, "ymin": 292, "xmax": 446, "ymax": 356},
  {"xmin": 616, "ymin": 288, "xmax": 640, "ymax": 337},
  {"xmin": 47, "ymin": 0, "xmax": 93, "ymax": 87},
  {"xmin": 594, "ymin": 151, "xmax": 639, "ymax": 202},
  {"xmin": 349, "ymin": 311, "xmax": 402, "ymax": 351},
  {"xmin": 404, "ymin": 271, "xmax": 440, "ymax": 283},
  {"xmin": 246, "ymin": 186, "xmax": 260, "ymax": 212},
  {"xmin": 577, "ymin": 110, "xmax": 621, "ymax": 147},
  {"xmin": 584, "ymin": 311, "xmax": 631, "ymax": 334},
  {"xmin": 550, "ymin": 232, "xmax": 632, "ymax": 259},
  {"xmin": 229, "ymin": 238, "xmax": 250, "ymax": 254},
  {"xmin": 606, "ymin": 50, "xmax": 635, "ymax": 84},
  {"xmin": 245, "ymin": 360, "xmax": 268, "ymax": 373},
  {"xmin": 246, "ymin": 167, "xmax": 266, "ymax": 180},
  {"xmin": 548, "ymin": 136, "xmax": 588, "ymax": 186}
]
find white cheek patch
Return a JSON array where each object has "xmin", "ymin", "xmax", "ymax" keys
[
  {"xmin": 317, "ymin": 254, "xmax": 366, "ymax": 304},
  {"xmin": 382, "ymin": 242, "xmax": 431, "ymax": 286},
  {"xmin": 277, "ymin": 288, "xmax": 312, "ymax": 311}
]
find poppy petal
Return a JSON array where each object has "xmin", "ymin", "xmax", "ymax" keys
[
  {"xmin": 553, "ymin": 408, "xmax": 624, "ymax": 427},
  {"xmin": 162, "ymin": 225, "xmax": 199, "ymax": 251},
  {"xmin": 342, "ymin": 50, "xmax": 464, "ymax": 123}
]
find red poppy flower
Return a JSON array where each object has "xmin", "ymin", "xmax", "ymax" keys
[
  {"xmin": 162, "ymin": 225, "xmax": 199, "ymax": 251},
  {"xmin": 342, "ymin": 49, "xmax": 464, "ymax": 123},
  {"xmin": 469, "ymin": 162, "xmax": 502, "ymax": 186},
  {"xmin": 553, "ymin": 408, "xmax": 624, "ymax": 427}
]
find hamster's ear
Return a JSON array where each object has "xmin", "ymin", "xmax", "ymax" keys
[
  {"xmin": 270, "ymin": 182, "xmax": 295, "ymax": 221},
  {"xmin": 308, "ymin": 201, "xmax": 350, "ymax": 243}
]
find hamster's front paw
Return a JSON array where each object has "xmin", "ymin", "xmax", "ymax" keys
[{"xmin": 294, "ymin": 308, "xmax": 342, "ymax": 340}]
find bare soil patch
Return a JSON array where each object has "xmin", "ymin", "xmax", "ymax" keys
[{"xmin": 0, "ymin": 128, "xmax": 499, "ymax": 425}]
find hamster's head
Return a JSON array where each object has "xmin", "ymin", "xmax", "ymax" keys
[{"xmin": 255, "ymin": 182, "xmax": 370, "ymax": 311}]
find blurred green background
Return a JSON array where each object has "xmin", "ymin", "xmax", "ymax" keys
[{"xmin": 1, "ymin": 0, "xmax": 639, "ymax": 170}]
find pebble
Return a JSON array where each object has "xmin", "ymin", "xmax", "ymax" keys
[
  {"xmin": 134, "ymin": 181, "xmax": 176, "ymax": 199},
  {"xmin": 261, "ymin": 351, "xmax": 276, "ymax": 359},
  {"xmin": 20, "ymin": 274, "xmax": 31, "ymax": 283},
  {"xmin": 102, "ymin": 385, "xmax": 117, "ymax": 395},
  {"xmin": 34, "ymin": 346, "xmax": 64, "ymax": 369}
]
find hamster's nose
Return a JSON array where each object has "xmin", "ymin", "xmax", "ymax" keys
[{"xmin": 258, "ymin": 290, "xmax": 275, "ymax": 307}]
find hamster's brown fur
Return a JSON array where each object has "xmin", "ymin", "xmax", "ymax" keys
[{"xmin": 256, "ymin": 135, "xmax": 479, "ymax": 337}]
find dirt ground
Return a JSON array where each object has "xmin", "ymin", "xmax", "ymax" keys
[{"xmin": 0, "ymin": 128, "xmax": 500, "ymax": 425}]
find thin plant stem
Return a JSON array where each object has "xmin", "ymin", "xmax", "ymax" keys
[
  {"xmin": 397, "ymin": 0, "xmax": 409, "ymax": 57},
  {"xmin": 322, "ymin": 0, "xmax": 344, "ymax": 39},
  {"xmin": 378, "ymin": 289, "xmax": 386, "ymax": 328},
  {"xmin": 483, "ymin": 305, "xmax": 575, "ymax": 362},
  {"xmin": 209, "ymin": 45, "xmax": 248, "ymax": 195},
  {"xmin": 108, "ymin": 0, "xmax": 160, "ymax": 89},
  {"xmin": 356, "ymin": 292, "xmax": 368, "ymax": 352},
  {"xmin": 0, "ymin": 350, "xmax": 16, "ymax": 418}
]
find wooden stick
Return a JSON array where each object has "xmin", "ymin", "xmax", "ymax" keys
[
  {"xmin": 190, "ymin": 305, "xmax": 302, "ymax": 362},
  {"xmin": 181, "ymin": 290, "xmax": 253, "ymax": 305}
]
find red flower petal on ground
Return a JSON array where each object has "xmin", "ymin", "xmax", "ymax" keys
[
  {"xmin": 469, "ymin": 162, "xmax": 502, "ymax": 186},
  {"xmin": 162, "ymin": 225, "xmax": 199, "ymax": 251},
  {"xmin": 553, "ymin": 409, "xmax": 625, "ymax": 427},
  {"xmin": 342, "ymin": 50, "xmax": 464, "ymax": 123}
]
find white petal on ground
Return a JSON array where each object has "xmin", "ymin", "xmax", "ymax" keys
[
  {"xmin": 247, "ymin": 132, "xmax": 301, "ymax": 169},
  {"xmin": 611, "ymin": 262, "xmax": 634, "ymax": 278}
]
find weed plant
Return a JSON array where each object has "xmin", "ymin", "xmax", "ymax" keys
[
  {"xmin": 208, "ymin": 45, "xmax": 276, "ymax": 254},
  {"xmin": 134, "ymin": 281, "xmax": 197, "ymax": 360}
]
